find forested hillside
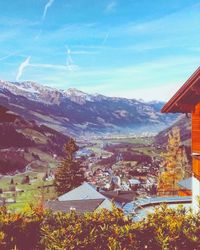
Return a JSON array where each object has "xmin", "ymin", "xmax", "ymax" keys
[{"xmin": 0, "ymin": 106, "xmax": 69, "ymax": 174}]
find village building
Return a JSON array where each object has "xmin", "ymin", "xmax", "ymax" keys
[
  {"xmin": 100, "ymin": 190, "xmax": 137, "ymax": 207},
  {"xmin": 54, "ymin": 182, "xmax": 113, "ymax": 211},
  {"xmin": 162, "ymin": 67, "xmax": 200, "ymax": 211}
]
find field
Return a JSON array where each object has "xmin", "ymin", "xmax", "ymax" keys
[
  {"xmin": 0, "ymin": 170, "xmax": 57, "ymax": 212},
  {"xmin": 92, "ymin": 136, "xmax": 162, "ymax": 158}
]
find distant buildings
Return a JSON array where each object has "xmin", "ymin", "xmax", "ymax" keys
[{"xmin": 75, "ymin": 148, "xmax": 94, "ymax": 158}]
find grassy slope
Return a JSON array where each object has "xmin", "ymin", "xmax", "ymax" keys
[{"xmin": 0, "ymin": 173, "xmax": 57, "ymax": 212}]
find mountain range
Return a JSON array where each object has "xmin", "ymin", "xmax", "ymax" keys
[{"xmin": 0, "ymin": 80, "xmax": 178, "ymax": 136}]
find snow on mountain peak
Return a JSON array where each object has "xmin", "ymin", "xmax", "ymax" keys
[
  {"xmin": 64, "ymin": 88, "xmax": 94, "ymax": 104},
  {"xmin": 0, "ymin": 79, "xmax": 165, "ymax": 107},
  {"xmin": 0, "ymin": 80, "xmax": 64, "ymax": 104},
  {"xmin": 64, "ymin": 88, "xmax": 87, "ymax": 96}
]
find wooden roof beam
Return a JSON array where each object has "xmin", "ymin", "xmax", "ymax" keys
[
  {"xmin": 161, "ymin": 67, "xmax": 200, "ymax": 113},
  {"xmin": 191, "ymin": 84, "xmax": 200, "ymax": 95},
  {"xmin": 174, "ymin": 102, "xmax": 195, "ymax": 113}
]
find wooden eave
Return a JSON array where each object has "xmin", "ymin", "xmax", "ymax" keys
[{"xmin": 161, "ymin": 67, "xmax": 200, "ymax": 113}]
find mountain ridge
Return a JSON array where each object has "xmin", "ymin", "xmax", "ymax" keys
[
  {"xmin": 0, "ymin": 80, "xmax": 179, "ymax": 136},
  {"xmin": 0, "ymin": 80, "xmax": 158, "ymax": 105}
]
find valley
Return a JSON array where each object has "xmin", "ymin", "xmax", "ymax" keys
[
  {"xmin": 0, "ymin": 1, "xmax": 198, "ymax": 248},
  {"xmin": 0, "ymin": 80, "xmax": 191, "ymax": 212},
  {"xmin": 0, "ymin": 133, "xmax": 183, "ymax": 211}
]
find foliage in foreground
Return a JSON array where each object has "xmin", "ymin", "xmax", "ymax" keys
[{"xmin": 0, "ymin": 204, "xmax": 200, "ymax": 250}]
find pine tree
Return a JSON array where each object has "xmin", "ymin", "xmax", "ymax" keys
[{"xmin": 54, "ymin": 138, "xmax": 85, "ymax": 195}]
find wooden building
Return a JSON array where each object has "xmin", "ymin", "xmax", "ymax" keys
[{"xmin": 162, "ymin": 67, "xmax": 200, "ymax": 211}]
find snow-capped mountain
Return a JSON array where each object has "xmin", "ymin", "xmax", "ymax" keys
[
  {"xmin": 0, "ymin": 80, "xmax": 64, "ymax": 105},
  {"xmin": 64, "ymin": 88, "xmax": 96, "ymax": 104},
  {"xmin": 0, "ymin": 80, "xmax": 178, "ymax": 136},
  {"xmin": 0, "ymin": 81, "xmax": 104, "ymax": 105}
]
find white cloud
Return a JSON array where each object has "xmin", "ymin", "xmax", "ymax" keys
[
  {"xmin": 108, "ymin": 83, "xmax": 182, "ymax": 102},
  {"xmin": 30, "ymin": 63, "xmax": 66, "ymax": 70},
  {"xmin": 115, "ymin": 4, "xmax": 200, "ymax": 38},
  {"xmin": 105, "ymin": 1, "xmax": 117, "ymax": 13},
  {"xmin": 66, "ymin": 48, "xmax": 74, "ymax": 71},
  {"xmin": 0, "ymin": 52, "xmax": 17, "ymax": 61},
  {"xmin": 35, "ymin": 29, "xmax": 42, "ymax": 40},
  {"xmin": 102, "ymin": 32, "xmax": 110, "ymax": 45},
  {"xmin": 30, "ymin": 62, "xmax": 79, "ymax": 71},
  {"xmin": 16, "ymin": 56, "xmax": 31, "ymax": 81},
  {"xmin": 42, "ymin": 0, "xmax": 55, "ymax": 20},
  {"xmin": 0, "ymin": 17, "xmax": 39, "ymax": 27},
  {"xmin": 69, "ymin": 50, "xmax": 99, "ymax": 55},
  {"xmin": 0, "ymin": 30, "xmax": 19, "ymax": 42},
  {"xmin": 16, "ymin": 54, "xmax": 199, "ymax": 102},
  {"xmin": 43, "ymin": 23, "xmax": 102, "ymax": 41}
]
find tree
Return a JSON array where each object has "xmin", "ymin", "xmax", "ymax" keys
[
  {"xmin": 158, "ymin": 127, "xmax": 190, "ymax": 195},
  {"xmin": 21, "ymin": 175, "xmax": 30, "ymax": 185},
  {"xmin": 54, "ymin": 138, "xmax": 85, "ymax": 195}
]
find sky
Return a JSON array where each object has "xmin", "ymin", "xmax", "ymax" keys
[{"xmin": 0, "ymin": 0, "xmax": 200, "ymax": 101}]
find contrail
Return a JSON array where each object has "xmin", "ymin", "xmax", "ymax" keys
[
  {"xmin": 0, "ymin": 52, "xmax": 17, "ymax": 61},
  {"xmin": 102, "ymin": 32, "xmax": 110, "ymax": 45},
  {"xmin": 66, "ymin": 48, "xmax": 73, "ymax": 71},
  {"xmin": 16, "ymin": 56, "xmax": 31, "ymax": 81},
  {"xmin": 35, "ymin": 29, "xmax": 42, "ymax": 40},
  {"xmin": 42, "ymin": 0, "xmax": 55, "ymax": 20}
]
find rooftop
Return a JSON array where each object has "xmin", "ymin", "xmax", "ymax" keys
[
  {"xmin": 58, "ymin": 182, "xmax": 106, "ymax": 201},
  {"xmin": 101, "ymin": 190, "xmax": 137, "ymax": 204},
  {"xmin": 45, "ymin": 199, "xmax": 104, "ymax": 213},
  {"xmin": 162, "ymin": 67, "xmax": 200, "ymax": 113}
]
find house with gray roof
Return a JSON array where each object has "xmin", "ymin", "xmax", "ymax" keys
[
  {"xmin": 46, "ymin": 182, "xmax": 113, "ymax": 213},
  {"xmin": 45, "ymin": 199, "xmax": 105, "ymax": 213}
]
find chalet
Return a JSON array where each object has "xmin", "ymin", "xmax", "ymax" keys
[
  {"xmin": 48, "ymin": 182, "xmax": 113, "ymax": 212},
  {"xmin": 162, "ymin": 67, "xmax": 200, "ymax": 211}
]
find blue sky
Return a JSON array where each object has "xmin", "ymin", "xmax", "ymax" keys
[{"xmin": 0, "ymin": 0, "xmax": 200, "ymax": 101}]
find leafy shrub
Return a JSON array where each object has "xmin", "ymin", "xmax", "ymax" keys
[
  {"xmin": 0, "ymin": 204, "xmax": 200, "ymax": 250},
  {"xmin": 0, "ymin": 205, "xmax": 45, "ymax": 250}
]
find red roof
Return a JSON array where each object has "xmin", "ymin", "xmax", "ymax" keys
[{"xmin": 161, "ymin": 67, "xmax": 200, "ymax": 113}]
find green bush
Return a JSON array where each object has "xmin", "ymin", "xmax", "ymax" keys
[
  {"xmin": 0, "ymin": 205, "xmax": 45, "ymax": 250},
  {"xmin": 0, "ymin": 204, "xmax": 200, "ymax": 250}
]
